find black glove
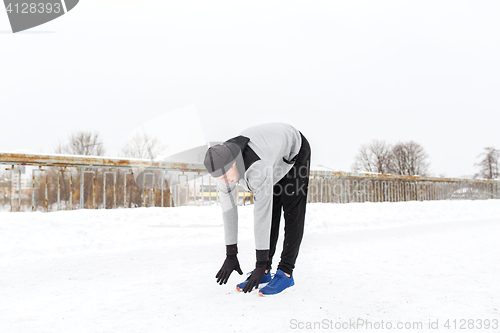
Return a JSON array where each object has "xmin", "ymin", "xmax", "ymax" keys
[
  {"xmin": 216, "ymin": 244, "xmax": 243, "ymax": 285},
  {"xmin": 242, "ymin": 249, "xmax": 269, "ymax": 293}
]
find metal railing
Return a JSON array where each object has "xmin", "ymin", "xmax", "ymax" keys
[
  {"xmin": 1, "ymin": 152, "xmax": 499, "ymax": 212},
  {"xmin": 308, "ymin": 171, "xmax": 500, "ymax": 203}
]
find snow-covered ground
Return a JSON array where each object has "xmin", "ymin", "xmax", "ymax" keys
[{"xmin": 1, "ymin": 200, "xmax": 499, "ymax": 332}]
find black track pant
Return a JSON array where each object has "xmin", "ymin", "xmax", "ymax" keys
[{"xmin": 267, "ymin": 133, "xmax": 311, "ymax": 276}]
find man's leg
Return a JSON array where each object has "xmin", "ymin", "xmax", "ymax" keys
[{"xmin": 276, "ymin": 134, "xmax": 311, "ymax": 276}]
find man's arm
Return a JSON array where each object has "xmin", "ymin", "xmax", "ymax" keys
[
  {"xmin": 217, "ymin": 180, "xmax": 239, "ymax": 247},
  {"xmin": 240, "ymin": 166, "xmax": 273, "ymax": 292},
  {"xmin": 215, "ymin": 180, "xmax": 243, "ymax": 285},
  {"xmin": 250, "ymin": 167, "xmax": 273, "ymax": 250}
]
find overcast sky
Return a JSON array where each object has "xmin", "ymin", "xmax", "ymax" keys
[{"xmin": 1, "ymin": 0, "xmax": 499, "ymax": 178}]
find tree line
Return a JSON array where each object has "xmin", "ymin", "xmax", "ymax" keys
[
  {"xmin": 352, "ymin": 139, "xmax": 499, "ymax": 180},
  {"xmin": 55, "ymin": 131, "xmax": 166, "ymax": 160}
]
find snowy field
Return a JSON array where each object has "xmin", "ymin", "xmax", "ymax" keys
[{"xmin": 1, "ymin": 200, "xmax": 499, "ymax": 333}]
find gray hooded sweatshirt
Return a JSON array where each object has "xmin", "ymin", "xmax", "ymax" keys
[{"xmin": 217, "ymin": 123, "xmax": 302, "ymax": 250}]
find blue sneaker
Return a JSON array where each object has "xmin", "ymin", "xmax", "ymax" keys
[
  {"xmin": 258, "ymin": 269, "xmax": 294, "ymax": 296},
  {"xmin": 236, "ymin": 271, "xmax": 272, "ymax": 292}
]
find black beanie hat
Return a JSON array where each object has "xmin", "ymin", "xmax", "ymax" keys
[{"xmin": 204, "ymin": 142, "xmax": 242, "ymax": 178}]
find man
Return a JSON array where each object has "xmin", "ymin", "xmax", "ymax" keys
[{"xmin": 204, "ymin": 123, "xmax": 311, "ymax": 296}]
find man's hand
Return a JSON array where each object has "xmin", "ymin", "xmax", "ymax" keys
[
  {"xmin": 242, "ymin": 249, "xmax": 269, "ymax": 293},
  {"xmin": 242, "ymin": 264, "xmax": 266, "ymax": 293},
  {"xmin": 215, "ymin": 244, "xmax": 243, "ymax": 285}
]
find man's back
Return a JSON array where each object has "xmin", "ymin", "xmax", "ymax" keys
[{"xmin": 241, "ymin": 123, "xmax": 302, "ymax": 185}]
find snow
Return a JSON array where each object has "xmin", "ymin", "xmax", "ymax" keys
[{"xmin": 1, "ymin": 200, "xmax": 499, "ymax": 332}]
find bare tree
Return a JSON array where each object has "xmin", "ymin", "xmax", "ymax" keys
[
  {"xmin": 353, "ymin": 140, "xmax": 392, "ymax": 174},
  {"xmin": 475, "ymin": 147, "xmax": 499, "ymax": 179},
  {"xmin": 122, "ymin": 133, "xmax": 167, "ymax": 160},
  {"xmin": 55, "ymin": 131, "xmax": 106, "ymax": 156},
  {"xmin": 352, "ymin": 144, "xmax": 374, "ymax": 173},
  {"xmin": 390, "ymin": 141, "xmax": 429, "ymax": 176}
]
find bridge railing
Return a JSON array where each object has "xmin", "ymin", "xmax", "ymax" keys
[
  {"xmin": 1, "ymin": 152, "xmax": 498, "ymax": 212},
  {"xmin": 308, "ymin": 170, "xmax": 500, "ymax": 203}
]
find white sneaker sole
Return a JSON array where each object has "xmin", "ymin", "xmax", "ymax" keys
[
  {"xmin": 236, "ymin": 282, "xmax": 269, "ymax": 292},
  {"xmin": 258, "ymin": 285, "xmax": 295, "ymax": 297}
]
